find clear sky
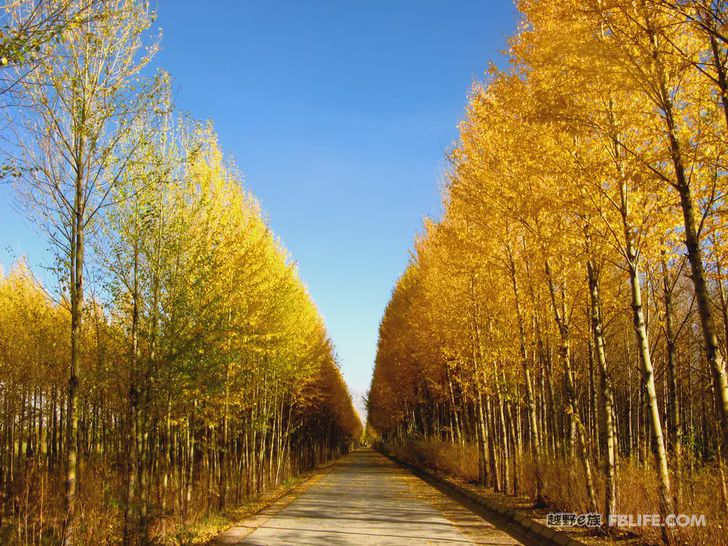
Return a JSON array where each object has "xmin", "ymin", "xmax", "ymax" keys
[{"xmin": 0, "ymin": 0, "xmax": 517, "ymax": 418}]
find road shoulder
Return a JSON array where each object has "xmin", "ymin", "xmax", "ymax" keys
[{"xmin": 211, "ymin": 461, "xmax": 337, "ymax": 545}]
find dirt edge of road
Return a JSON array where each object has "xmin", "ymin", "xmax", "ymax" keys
[
  {"xmin": 210, "ymin": 456, "xmax": 343, "ymax": 545},
  {"xmin": 378, "ymin": 448, "xmax": 588, "ymax": 546}
]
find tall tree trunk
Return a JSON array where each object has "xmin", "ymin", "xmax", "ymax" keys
[
  {"xmin": 486, "ymin": 397, "xmax": 501, "ymax": 492},
  {"xmin": 506, "ymin": 243, "xmax": 542, "ymax": 500},
  {"xmin": 544, "ymin": 259, "xmax": 597, "ymax": 511},
  {"xmin": 661, "ymin": 255, "xmax": 683, "ymax": 510},
  {"xmin": 622, "ymin": 209, "xmax": 674, "ymax": 534},
  {"xmin": 647, "ymin": 16, "xmax": 728, "ymax": 469},
  {"xmin": 700, "ymin": 4, "xmax": 728, "ymax": 130},
  {"xmin": 63, "ymin": 169, "xmax": 85, "ymax": 546},
  {"xmin": 587, "ymin": 256, "xmax": 617, "ymax": 521},
  {"xmin": 476, "ymin": 391, "xmax": 489, "ymax": 486}
]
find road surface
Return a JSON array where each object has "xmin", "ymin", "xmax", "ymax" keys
[{"xmin": 216, "ymin": 448, "xmax": 524, "ymax": 545}]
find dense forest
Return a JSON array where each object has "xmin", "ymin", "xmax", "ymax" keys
[
  {"xmin": 368, "ymin": 1, "xmax": 728, "ymax": 544},
  {"xmin": 0, "ymin": 1, "xmax": 361, "ymax": 544}
]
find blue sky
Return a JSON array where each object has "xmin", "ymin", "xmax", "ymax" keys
[{"xmin": 0, "ymin": 1, "xmax": 517, "ymax": 416}]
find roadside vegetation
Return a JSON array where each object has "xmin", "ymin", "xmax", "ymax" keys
[
  {"xmin": 0, "ymin": 1, "xmax": 361, "ymax": 544},
  {"xmin": 368, "ymin": 1, "xmax": 728, "ymax": 544}
]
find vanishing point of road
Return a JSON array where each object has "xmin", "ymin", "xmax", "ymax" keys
[{"xmin": 216, "ymin": 448, "xmax": 527, "ymax": 545}]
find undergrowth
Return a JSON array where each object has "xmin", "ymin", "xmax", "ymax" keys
[{"xmin": 383, "ymin": 439, "xmax": 728, "ymax": 546}]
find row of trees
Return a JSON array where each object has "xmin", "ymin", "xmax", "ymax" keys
[
  {"xmin": 368, "ymin": 1, "xmax": 727, "ymax": 544},
  {"xmin": 0, "ymin": 1, "xmax": 360, "ymax": 544}
]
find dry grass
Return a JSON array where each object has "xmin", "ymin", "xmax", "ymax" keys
[
  {"xmin": 0, "ymin": 463, "xmax": 310, "ymax": 545},
  {"xmin": 387, "ymin": 439, "xmax": 480, "ymax": 483},
  {"xmin": 0, "ymin": 462, "xmax": 124, "ymax": 545},
  {"xmin": 386, "ymin": 439, "xmax": 728, "ymax": 546}
]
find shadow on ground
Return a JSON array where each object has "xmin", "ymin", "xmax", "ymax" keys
[{"xmin": 228, "ymin": 449, "xmax": 523, "ymax": 545}]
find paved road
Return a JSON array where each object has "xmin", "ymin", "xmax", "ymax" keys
[{"xmin": 217, "ymin": 448, "xmax": 524, "ymax": 545}]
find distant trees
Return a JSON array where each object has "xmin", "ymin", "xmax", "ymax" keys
[
  {"xmin": 368, "ymin": 1, "xmax": 728, "ymax": 544},
  {"xmin": 0, "ymin": 1, "xmax": 360, "ymax": 544}
]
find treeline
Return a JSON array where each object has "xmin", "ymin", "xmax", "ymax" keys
[
  {"xmin": 368, "ymin": 1, "xmax": 727, "ymax": 544},
  {"xmin": 0, "ymin": 1, "xmax": 360, "ymax": 545}
]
